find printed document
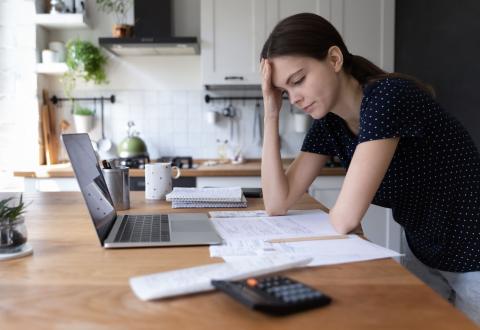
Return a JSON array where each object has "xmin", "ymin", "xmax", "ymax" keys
[
  {"xmin": 129, "ymin": 255, "xmax": 312, "ymax": 301},
  {"xmin": 218, "ymin": 235, "xmax": 401, "ymax": 267},
  {"xmin": 210, "ymin": 211, "xmax": 336, "ymax": 241}
]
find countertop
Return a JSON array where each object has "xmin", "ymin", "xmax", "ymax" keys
[
  {"xmin": 0, "ymin": 191, "xmax": 475, "ymax": 329},
  {"xmin": 13, "ymin": 159, "xmax": 346, "ymax": 178}
]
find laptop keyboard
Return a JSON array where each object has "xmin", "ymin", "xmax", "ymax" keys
[{"xmin": 114, "ymin": 214, "xmax": 171, "ymax": 243}]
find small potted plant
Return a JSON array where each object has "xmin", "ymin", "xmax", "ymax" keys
[
  {"xmin": 73, "ymin": 104, "xmax": 95, "ymax": 133},
  {"xmin": 96, "ymin": 0, "xmax": 134, "ymax": 38},
  {"xmin": 62, "ymin": 39, "xmax": 108, "ymax": 98},
  {"xmin": 0, "ymin": 195, "xmax": 29, "ymax": 254}
]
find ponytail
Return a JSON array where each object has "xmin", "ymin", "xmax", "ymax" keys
[
  {"xmin": 346, "ymin": 53, "xmax": 436, "ymax": 97},
  {"xmin": 343, "ymin": 54, "xmax": 385, "ymax": 85}
]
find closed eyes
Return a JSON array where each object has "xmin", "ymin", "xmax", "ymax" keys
[{"xmin": 292, "ymin": 76, "xmax": 305, "ymax": 85}]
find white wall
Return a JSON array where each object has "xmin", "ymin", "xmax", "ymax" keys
[
  {"xmin": 39, "ymin": 0, "xmax": 305, "ymax": 162},
  {"xmin": 0, "ymin": 0, "xmax": 38, "ymax": 169}
]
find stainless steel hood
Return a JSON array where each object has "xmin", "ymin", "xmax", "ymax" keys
[{"xmin": 99, "ymin": 0, "xmax": 199, "ymax": 56}]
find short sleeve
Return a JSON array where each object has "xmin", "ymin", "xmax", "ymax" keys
[
  {"xmin": 358, "ymin": 79, "xmax": 426, "ymax": 143},
  {"xmin": 301, "ymin": 114, "xmax": 336, "ymax": 156}
]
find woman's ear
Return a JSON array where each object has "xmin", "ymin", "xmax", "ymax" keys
[{"xmin": 327, "ymin": 46, "xmax": 344, "ymax": 73}]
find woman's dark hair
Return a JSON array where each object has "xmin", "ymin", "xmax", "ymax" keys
[{"xmin": 261, "ymin": 13, "xmax": 434, "ymax": 95}]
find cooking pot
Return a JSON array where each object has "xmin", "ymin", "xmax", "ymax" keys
[{"xmin": 117, "ymin": 121, "xmax": 149, "ymax": 158}]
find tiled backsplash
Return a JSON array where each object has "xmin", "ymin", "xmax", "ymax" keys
[{"xmin": 55, "ymin": 89, "xmax": 309, "ymax": 161}]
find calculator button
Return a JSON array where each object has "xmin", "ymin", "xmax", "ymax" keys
[{"xmin": 246, "ymin": 278, "xmax": 258, "ymax": 287}]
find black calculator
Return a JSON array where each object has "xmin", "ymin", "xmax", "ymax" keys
[{"xmin": 211, "ymin": 275, "xmax": 331, "ymax": 316}]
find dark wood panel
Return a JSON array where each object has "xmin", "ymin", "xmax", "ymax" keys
[{"xmin": 395, "ymin": 0, "xmax": 480, "ymax": 147}]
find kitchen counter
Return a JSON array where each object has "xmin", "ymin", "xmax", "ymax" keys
[
  {"xmin": 13, "ymin": 159, "xmax": 346, "ymax": 178},
  {"xmin": 1, "ymin": 191, "xmax": 475, "ymax": 329}
]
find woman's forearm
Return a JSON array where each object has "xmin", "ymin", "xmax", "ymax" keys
[{"xmin": 261, "ymin": 114, "xmax": 289, "ymax": 215}]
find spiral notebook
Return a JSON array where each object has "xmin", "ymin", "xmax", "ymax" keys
[{"xmin": 166, "ymin": 187, "xmax": 247, "ymax": 208}]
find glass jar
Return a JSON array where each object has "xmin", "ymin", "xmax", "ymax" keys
[{"xmin": 0, "ymin": 216, "xmax": 28, "ymax": 254}]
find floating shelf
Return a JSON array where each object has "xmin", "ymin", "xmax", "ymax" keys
[
  {"xmin": 35, "ymin": 13, "xmax": 90, "ymax": 29},
  {"xmin": 36, "ymin": 63, "xmax": 68, "ymax": 75}
]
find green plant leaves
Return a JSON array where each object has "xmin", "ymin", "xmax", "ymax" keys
[
  {"xmin": 62, "ymin": 39, "xmax": 108, "ymax": 98},
  {"xmin": 0, "ymin": 194, "xmax": 28, "ymax": 224}
]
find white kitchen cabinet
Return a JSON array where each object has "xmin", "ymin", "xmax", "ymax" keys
[
  {"xmin": 201, "ymin": 0, "xmax": 395, "ymax": 86},
  {"xmin": 309, "ymin": 176, "xmax": 401, "ymax": 252},
  {"xmin": 201, "ymin": 0, "xmax": 267, "ymax": 86},
  {"xmin": 197, "ymin": 176, "xmax": 262, "ymax": 188}
]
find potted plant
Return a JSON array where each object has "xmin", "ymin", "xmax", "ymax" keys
[
  {"xmin": 0, "ymin": 195, "xmax": 29, "ymax": 253},
  {"xmin": 62, "ymin": 39, "xmax": 108, "ymax": 98},
  {"xmin": 96, "ymin": 0, "xmax": 134, "ymax": 38},
  {"xmin": 73, "ymin": 104, "xmax": 95, "ymax": 133}
]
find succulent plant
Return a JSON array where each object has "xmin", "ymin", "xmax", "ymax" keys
[{"xmin": 0, "ymin": 194, "xmax": 28, "ymax": 225}]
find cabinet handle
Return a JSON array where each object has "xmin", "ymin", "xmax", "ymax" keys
[{"xmin": 224, "ymin": 76, "xmax": 244, "ymax": 81}]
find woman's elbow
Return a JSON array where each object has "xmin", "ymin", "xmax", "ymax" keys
[
  {"xmin": 264, "ymin": 205, "xmax": 288, "ymax": 216},
  {"xmin": 329, "ymin": 209, "xmax": 359, "ymax": 234}
]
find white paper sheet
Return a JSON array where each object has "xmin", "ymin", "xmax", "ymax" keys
[
  {"xmin": 221, "ymin": 235, "xmax": 402, "ymax": 267},
  {"xmin": 208, "ymin": 209, "xmax": 324, "ymax": 218},
  {"xmin": 210, "ymin": 211, "xmax": 336, "ymax": 241},
  {"xmin": 129, "ymin": 255, "xmax": 312, "ymax": 301},
  {"xmin": 209, "ymin": 239, "xmax": 270, "ymax": 257}
]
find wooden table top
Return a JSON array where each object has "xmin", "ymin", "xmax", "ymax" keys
[
  {"xmin": 0, "ymin": 192, "xmax": 475, "ymax": 329},
  {"xmin": 12, "ymin": 160, "xmax": 346, "ymax": 178}
]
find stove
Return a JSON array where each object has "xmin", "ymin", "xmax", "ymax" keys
[
  {"xmin": 111, "ymin": 155, "xmax": 150, "ymax": 169},
  {"xmin": 111, "ymin": 156, "xmax": 194, "ymax": 169},
  {"xmin": 157, "ymin": 156, "xmax": 194, "ymax": 169}
]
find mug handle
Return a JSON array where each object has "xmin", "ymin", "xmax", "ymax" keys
[{"xmin": 172, "ymin": 166, "xmax": 181, "ymax": 179}]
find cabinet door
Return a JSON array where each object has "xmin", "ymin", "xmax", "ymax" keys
[
  {"xmin": 266, "ymin": 0, "xmax": 336, "ymax": 32},
  {"xmin": 201, "ymin": 0, "xmax": 267, "ymax": 86},
  {"xmin": 266, "ymin": 0, "xmax": 394, "ymax": 71}
]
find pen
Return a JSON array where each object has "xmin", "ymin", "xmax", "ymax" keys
[{"xmin": 266, "ymin": 234, "xmax": 349, "ymax": 244}]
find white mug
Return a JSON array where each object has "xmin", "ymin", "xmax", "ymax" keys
[
  {"xmin": 48, "ymin": 41, "xmax": 66, "ymax": 62},
  {"xmin": 293, "ymin": 112, "xmax": 311, "ymax": 133},
  {"xmin": 41, "ymin": 49, "xmax": 58, "ymax": 63},
  {"xmin": 145, "ymin": 163, "xmax": 181, "ymax": 200},
  {"xmin": 205, "ymin": 111, "xmax": 218, "ymax": 124}
]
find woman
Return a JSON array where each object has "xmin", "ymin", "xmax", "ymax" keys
[{"xmin": 260, "ymin": 13, "xmax": 480, "ymax": 323}]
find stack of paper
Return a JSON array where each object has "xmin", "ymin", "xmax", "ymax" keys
[
  {"xmin": 208, "ymin": 210, "xmax": 402, "ymax": 266},
  {"xmin": 166, "ymin": 187, "xmax": 247, "ymax": 208}
]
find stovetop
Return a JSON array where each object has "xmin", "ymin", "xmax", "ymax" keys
[{"xmin": 110, "ymin": 156, "xmax": 194, "ymax": 169}]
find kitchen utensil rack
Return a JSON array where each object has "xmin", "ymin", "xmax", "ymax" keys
[
  {"xmin": 204, "ymin": 94, "xmax": 288, "ymax": 104},
  {"xmin": 50, "ymin": 95, "xmax": 116, "ymax": 105}
]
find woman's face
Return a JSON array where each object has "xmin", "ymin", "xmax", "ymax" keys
[{"xmin": 269, "ymin": 54, "xmax": 341, "ymax": 119}]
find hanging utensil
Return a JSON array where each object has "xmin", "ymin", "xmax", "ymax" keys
[
  {"xmin": 88, "ymin": 98, "xmax": 99, "ymax": 152},
  {"xmin": 252, "ymin": 101, "xmax": 263, "ymax": 147},
  {"xmin": 97, "ymin": 97, "xmax": 115, "ymax": 158}
]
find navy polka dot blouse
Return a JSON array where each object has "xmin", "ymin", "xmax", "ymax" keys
[{"xmin": 301, "ymin": 77, "xmax": 480, "ymax": 272}]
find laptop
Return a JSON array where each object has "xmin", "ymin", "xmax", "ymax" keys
[{"xmin": 62, "ymin": 133, "xmax": 223, "ymax": 248}]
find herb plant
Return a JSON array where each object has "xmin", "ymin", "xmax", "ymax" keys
[
  {"xmin": 0, "ymin": 195, "xmax": 28, "ymax": 225},
  {"xmin": 62, "ymin": 39, "xmax": 108, "ymax": 97},
  {"xmin": 73, "ymin": 105, "xmax": 95, "ymax": 116},
  {"xmin": 96, "ymin": 0, "xmax": 133, "ymax": 25}
]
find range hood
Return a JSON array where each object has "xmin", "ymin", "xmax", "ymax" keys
[{"xmin": 99, "ymin": 0, "xmax": 199, "ymax": 56}]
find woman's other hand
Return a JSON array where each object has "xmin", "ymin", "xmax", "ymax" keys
[{"xmin": 261, "ymin": 58, "xmax": 283, "ymax": 118}]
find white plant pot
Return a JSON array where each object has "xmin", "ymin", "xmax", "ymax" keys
[{"xmin": 73, "ymin": 114, "xmax": 94, "ymax": 133}]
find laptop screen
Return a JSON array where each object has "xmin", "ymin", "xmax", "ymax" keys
[{"xmin": 63, "ymin": 133, "xmax": 117, "ymax": 244}]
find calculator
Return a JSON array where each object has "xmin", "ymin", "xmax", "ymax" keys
[{"xmin": 211, "ymin": 275, "xmax": 331, "ymax": 316}]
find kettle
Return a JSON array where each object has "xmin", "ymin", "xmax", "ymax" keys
[{"xmin": 117, "ymin": 121, "xmax": 149, "ymax": 158}]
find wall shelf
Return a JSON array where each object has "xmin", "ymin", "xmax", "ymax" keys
[
  {"xmin": 36, "ymin": 63, "xmax": 68, "ymax": 75},
  {"xmin": 35, "ymin": 13, "xmax": 90, "ymax": 29}
]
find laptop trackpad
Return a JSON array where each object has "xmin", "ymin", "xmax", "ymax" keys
[{"xmin": 171, "ymin": 220, "xmax": 211, "ymax": 232}]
